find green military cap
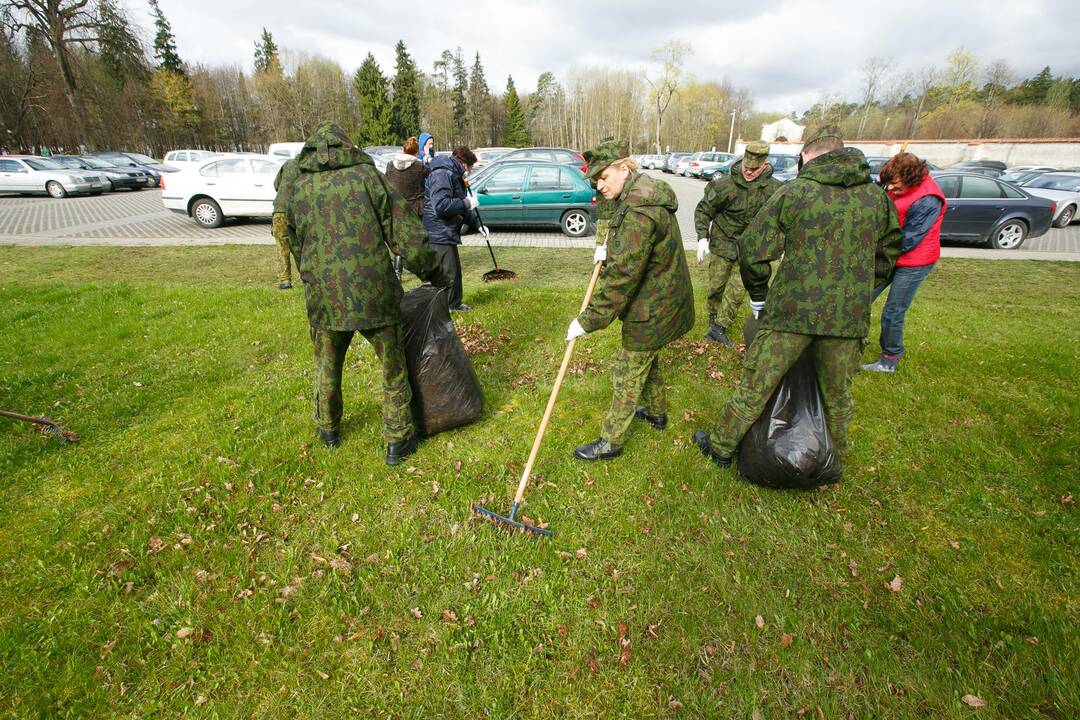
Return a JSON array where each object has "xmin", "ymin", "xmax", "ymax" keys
[
  {"xmin": 802, "ymin": 124, "xmax": 844, "ymax": 147},
  {"xmin": 743, "ymin": 140, "xmax": 770, "ymax": 169},
  {"xmin": 583, "ymin": 138, "xmax": 630, "ymax": 180}
]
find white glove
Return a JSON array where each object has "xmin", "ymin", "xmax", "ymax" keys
[
  {"xmin": 466, "ymin": 195, "xmax": 480, "ymax": 210},
  {"xmin": 593, "ymin": 245, "xmax": 607, "ymax": 264},
  {"xmin": 697, "ymin": 238, "xmax": 709, "ymax": 263},
  {"xmin": 478, "ymin": 225, "xmax": 490, "ymax": 238},
  {"xmin": 749, "ymin": 300, "xmax": 765, "ymax": 319},
  {"xmin": 566, "ymin": 318, "xmax": 587, "ymax": 343}
]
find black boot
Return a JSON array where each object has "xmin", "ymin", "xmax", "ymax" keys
[
  {"xmin": 573, "ymin": 438, "xmax": 622, "ymax": 461},
  {"xmin": 693, "ymin": 430, "xmax": 731, "ymax": 468},
  {"xmin": 318, "ymin": 428, "xmax": 341, "ymax": 449},
  {"xmin": 704, "ymin": 319, "xmax": 732, "ymax": 346},
  {"xmin": 386, "ymin": 434, "xmax": 421, "ymax": 466},
  {"xmin": 277, "ymin": 281, "xmax": 293, "ymax": 290},
  {"xmin": 635, "ymin": 406, "xmax": 668, "ymax": 430}
]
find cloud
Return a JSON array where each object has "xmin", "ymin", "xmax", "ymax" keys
[{"xmin": 128, "ymin": 0, "xmax": 1080, "ymax": 112}]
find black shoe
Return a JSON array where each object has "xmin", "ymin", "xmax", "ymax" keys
[
  {"xmin": 635, "ymin": 406, "xmax": 668, "ymax": 430},
  {"xmin": 704, "ymin": 323, "xmax": 732, "ymax": 346},
  {"xmin": 386, "ymin": 434, "xmax": 421, "ymax": 466},
  {"xmin": 318, "ymin": 428, "xmax": 341, "ymax": 449},
  {"xmin": 573, "ymin": 438, "xmax": 622, "ymax": 461},
  {"xmin": 277, "ymin": 282, "xmax": 293, "ymax": 290},
  {"xmin": 451, "ymin": 303, "xmax": 472, "ymax": 312},
  {"xmin": 693, "ymin": 430, "xmax": 731, "ymax": 468}
]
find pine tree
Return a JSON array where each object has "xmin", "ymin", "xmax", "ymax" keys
[
  {"xmin": 502, "ymin": 75, "xmax": 528, "ymax": 147},
  {"xmin": 253, "ymin": 28, "xmax": 279, "ymax": 75},
  {"xmin": 467, "ymin": 51, "xmax": 491, "ymax": 146},
  {"xmin": 389, "ymin": 40, "xmax": 421, "ymax": 141},
  {"xmin": 148, "ymin": 0, "xmax": 184, "ymax": 75},
  {"xmin": 353, "ymin": 53, "xmax": 393, "ymax": 146},
  {"xmin": 98, "ymin": 0, "xmax": 147, "ymax": 88},
  {"xmin": 451, "ymin": 48, "xmax": 468, "ymax": 143}
]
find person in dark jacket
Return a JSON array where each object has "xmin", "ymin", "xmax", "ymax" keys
[
  {"xmin": 862, "ymin": 152, "xmax": 946, "ymax": 373},
  {"xmin": 385, "ymin": 136, "xmax": 428, "ymax": 217},
  {"xmin": 422, "ymin": 145, "xmax": 489, "ymax": 311},
  {"xmin": 418, "ymin": 132, "xmax": 435, "ymax": 167}
]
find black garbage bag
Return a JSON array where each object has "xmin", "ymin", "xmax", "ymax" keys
[
  {"xmin": 399, "ymin": 286, "xmax": 483, "ymax": 435},
  {"xmin": 736, "ymin": 319, "xmax": 842, "ymax": 489}
]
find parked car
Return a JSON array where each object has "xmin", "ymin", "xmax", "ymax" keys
[
  {"xmin": 268, "ymin": 142, "xmax": 305, "ymax": 160},
  {"xmin": 932, "ymin": 171, "xmax": 1055, "ymax": 249},
  {"xmin": 161, "ymin": 154, "xmax": 285, "ymax": 228},
  {"xmin": 90, "ymin": 151, "xmax": 178, "ymax": 175},
  {"xmin": 1020, "ymin": 172, "xmax": 1080, "ymax": 227},
  {"xmin": 50, "ymin": 155, "xmax": 153, "ymax": 191},
  {"xmin": 662, "ymin": 152, "xmax": 692, "ymax": 173},
  {"xmin": 671, "ymin": 154, "xmax": 696, "ymax": 176},
  {"xmin": 700, "ymin": 153, "xmax": 799, "ymax": 182},
  {"xmin": 686, "ymin": 151, "xmax": 735, "ymax": 178},
  {"xmin": 0, "ymin": 155, "xmax": 106, "ymax": 197},
  {"xmin": 999, "ymin": 167, "xmax": 1056, "ymax": 186},
  {"xmin": 949, "ymin": 161, "xmax": 1004, "ymax": 178},
  {"xmin": 163, "ymin": 149, "xmax": 219, "ymax": 168},
  {"xmin": 493, "ymin": 147, "xmax": 588, "ymax": 175},
  {"xmin": 474, "ymin": 147, "xmax": 516, "ymax": 169},
  {"xmin": 470, "ymin": 160, "xmax": 596, "ymax": 237},
  {"xmin": 635, "ymin": 154, "xmax": 666, "ymax": 170}
]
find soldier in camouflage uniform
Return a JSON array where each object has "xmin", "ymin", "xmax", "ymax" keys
[
  {"xmin": 694, "ymin": 126, "xmax": 901, "ymax": 468},
  {"xmin": 272, "ymin": 159, "xmax": 299, "ymax": 289},
  {"xmin": 273, "ymin": 123, "xmax": 449, "ymax": 464},
  {"xmin": 566, "ymin": 139, "xmax": 695, "ymax": 460},
  {"xmin": 694, "ymin": 141, "xmax": 781, "ymax": 345}
]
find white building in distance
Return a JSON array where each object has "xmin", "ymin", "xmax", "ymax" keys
[{"xmin": 761, "ymin": 118, "xmax": 805, "ymax": 142}]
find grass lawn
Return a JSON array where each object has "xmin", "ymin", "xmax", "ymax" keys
[{"xmin": 0, "ymin": 245, "xmax": 1077, "ymax": 719}]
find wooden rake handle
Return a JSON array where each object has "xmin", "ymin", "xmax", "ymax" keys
[{"xmin": 512, "ymin": 259, "xmax": 605, "ymax": 505}]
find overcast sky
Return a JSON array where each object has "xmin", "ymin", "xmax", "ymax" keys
[{"xmin": 128, "ymin": 0, "xmax": 1080, "ymax": 113}]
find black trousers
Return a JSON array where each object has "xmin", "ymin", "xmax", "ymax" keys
[{"xmin": 432, "ymin": 244, "xmax": 463, "ymax": 308}]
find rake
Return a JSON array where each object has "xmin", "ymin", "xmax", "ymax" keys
[
  {"xmin": 466, "ymin": 186, "xmax": 517, "ymax": 282},
  {"xmin": 472, "ymin": 257, "xmax": 604, "ymax": 536},
  {"xmin": 1, "ymin": 410, "xmax": 81, "ymax": 443}
]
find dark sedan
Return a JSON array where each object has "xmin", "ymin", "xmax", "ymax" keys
[
  {"xmin": 89, "ymin": 151, "xmax": 175, "ymax": 185},
  {"xmin": 51, "ymin": 155, "xmax": 152, "ymax": 191},
  {"xmin": 933, "ymin": 172, "xmax": 1055, "ymax": 250}
]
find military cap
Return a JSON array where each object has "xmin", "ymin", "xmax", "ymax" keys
[
  {"xmin": 802, "ymin": 124, "xmax": 844, "ymax": 147},
  {"xmin": 583, "ymin": 138, "xmax": 630, "ymax": 180},
  {"xmin": 743, "ymin": 140, "xmax": 770, "ymax": 169}
]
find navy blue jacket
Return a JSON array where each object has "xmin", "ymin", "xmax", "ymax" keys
[{"xmin": 422, "ymin": 155, "xmax": 479, "ymax": 245}]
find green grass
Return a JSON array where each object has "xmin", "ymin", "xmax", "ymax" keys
[{"xmin": 0, "ymin": 245, "xmax": 1077, "ymax": 719}]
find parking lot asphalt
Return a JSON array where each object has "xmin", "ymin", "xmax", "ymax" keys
[{"xmin": 2, "ymin": 173, "xmax": 1078, "ymax": 260}]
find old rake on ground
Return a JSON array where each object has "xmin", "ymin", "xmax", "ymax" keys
[
  {"xmin": 472, "ymin": 257, "xmax": 604, "ymax": 537},
  {"xmin": 1, "ymin": 410, "xmax": 80, "ymax": 443},
  {"xmin": 466, "ymin": 185, "xmax": 517, "ymax": 282}
]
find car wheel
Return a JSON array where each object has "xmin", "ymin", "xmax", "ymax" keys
[
  {"xmin": 46, "ymin": 181, "xmax": 67, "ymax": 199},
  {"xmin": 648, "ymin": 163, "xmax": 657, "ymax": 170},
  {"xmin": 561, "ymin": 209, "xmax": 590, "ymax": 238},
  {"xmin": 986, "ymin": 219, "xmax": 1027, "ymax": 250},
  {"xmin": 1052, "ymin": 204, "xmax": 1075, "ymax": 228},
  {"xmin": 191, "ymin": 197, "xmax": 224, "ymax": 228}
]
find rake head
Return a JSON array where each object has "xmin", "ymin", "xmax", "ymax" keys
[
  {"xmin": 482, "ymin": 268, "xmax": 517, "ymax": 282},
  {"xmin": 472, "ymin": 503, "xmax": 552, "ymax": 537}
]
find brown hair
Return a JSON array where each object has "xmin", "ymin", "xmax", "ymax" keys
[
  {"xmin": 452, "ymin": 145, "xmax": 477, "ymax": 168},
  {"xmin": 403, "ymin": 136, "xmax": 419, "ymax": 155},
  {"xmin": 879, "ymin": 152, "xmax": 928, "ymax": 190}
]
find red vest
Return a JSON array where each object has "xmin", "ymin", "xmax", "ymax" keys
[{"xmin": 889, "ymin": 173, "xmax": 946, "ymax": 268}]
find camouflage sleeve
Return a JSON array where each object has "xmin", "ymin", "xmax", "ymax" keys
[
  {"xmin": 738, "ymin": 187, "xmax": 790, "ymax": 302},
  {"xmin": 693, "ymin": 179, "xmax": 724, "ymax": 238},
  {"xmin": 874, "ymin": 194, "xmax": 903, "ymax": 290},
  {"xmin": 371, "ymin": 172, "xmax": 448, "ymax": 286},
  {"xmin": 578, "ymin": 210, "xmax": 654, "ymax": 333}
]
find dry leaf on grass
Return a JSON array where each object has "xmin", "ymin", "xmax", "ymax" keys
[
  {"xmin": 961, "ymin": 694, "xmax": 986, "ymax": 708},
  {"xmin": 617, "ymin": 623, "xmax": 631, "ymax": 668},
  {"xmin": 409, "ymin": 607, "xmax": 423, "ymax": 619},
  {"xmin": 886, "ymin": 575, "xmax": 903, "ymax": 593},
  {"xmin": 755, "ymin": 615, "xmax": 765, "ymax": 629},
  {"xmin": 175, "ymin": 627, "xmax": 194, "ymax": 639},
  {"xmin": 668, "ymin": 697, "xmax": 684, "ymax": 710},
  {"xmin": 780, "ymin": 633, "xmax": 794, "ymax": 647}
]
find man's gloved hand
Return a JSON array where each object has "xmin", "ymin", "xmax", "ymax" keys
[
  {"xmin": 593, "ymin": 245, "xmax": 607, "ymax": 264},
  {"xmin": 466, "ymin": 195, "xmax": 480, "ymax": 210},
  {"xmin": 565, "ymin": 317, "xmax": 587, "ymax": 343},
  {"xmin": 749, "ymin": 300, "xmax": 765, "ymax": 319},
  {"xmin": 478, "ymin": 225, "xmax": 490, "ymax": 238},
  {"xmin": 697, "ymin": 238, "xmax": 709, "ymax": 263}
]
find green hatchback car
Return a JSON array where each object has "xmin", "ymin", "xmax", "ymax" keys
[{"xmin": 471, "ymin": 161, "xmax": 596, "ymax": 237}]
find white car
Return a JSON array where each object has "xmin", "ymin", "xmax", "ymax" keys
[
  {"xmin": 1021, "ymin": 172, "xmax": 1080, "ymax": 227},
  {"xmin": 161, "ymin": 154, "xmax": 285, "ymax": 228},
  {"xmin": 686, "ymin": 151, "xmax": 735, "ymax": 178},
  {"xmin": 0, "ymin": 155, "xmax": 106, "ymax": 198},
  {"xmin": 267, "ymin": 142, "xmax": 305, "ymax": 160},
  {"xmin": 162, "ymin": 149, "xmax": 220, "ymax": 168}
]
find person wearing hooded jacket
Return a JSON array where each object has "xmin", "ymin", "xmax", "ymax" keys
[
  {"xmin": 422, "ymin": 145, "xmax": 488, "ymax": 311},
  {"xmin": 566, "ymin": 139, "xmax": 695, "ymax": 461},
  {"xmin": 418, "ymin": 132, "xmax": 435, "ymax": 167},
  {"xmin": 693, "ymin": 126, "xmax": 902, "ymax": 470},
  {"xmin": 385, "ymin": 136, "xmax": 428, "ymax": 217},
  {"xmin": 274, "ymin": 122, "xmax": 448, "ymax": 465}
]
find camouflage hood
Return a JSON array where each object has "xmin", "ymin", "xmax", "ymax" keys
[
  {"xmin": 798, "ymin": 147, "xmax": 870, "ymax": 188},
  {"xmin": 730, "ymin": 160, "xmax": 775, "ymax": 189},
  {"xmin": 620, "ymin": 172, "xmax": 679, "ymax": 213},
  {"xmin": 297, "ymin": 122, "xmax": 373, "ymax": 173}
]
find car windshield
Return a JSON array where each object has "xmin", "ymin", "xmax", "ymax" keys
[
  {"xmin": 81, "ymin": 157, "xmax": 116, "ymax": 169},
  {"xmin": 1026, "ymin": 175, "xmax": 1080, "ymax": 192},
  {"xmin": 23, "ymin": 158, "xmax": 65, "ymax": 170},
  {"xmin": 125, "ymin": 153, "xmax": 158, "ymax": 164},
  {"xmin": 53, "ymin": 157, "xmax": 84, "ymax": 169}
]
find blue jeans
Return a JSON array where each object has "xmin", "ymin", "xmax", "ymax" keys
[{"xmin": 871, "ymin": 264, "xmax": 934, "ymax": 357}]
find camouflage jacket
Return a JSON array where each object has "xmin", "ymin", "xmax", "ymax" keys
[
  {"xmin": 579, "ymin": 173, "xmax": 695, "ymax": 351},
  {"xmin": 693, "ymin": 161, "xmax": 781, "ymax": 260},
  {"xmin": 275, "ymin": 123, "xmax": 447, "ymax": 331},
  {"xmin": 739, "ymin": 148, "xmax": 902, "ymax": 338}
]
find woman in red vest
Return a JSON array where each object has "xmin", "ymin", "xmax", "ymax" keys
[{"xmin": 863, "ymin": 153, "xmax": 946, "ymax": 373}]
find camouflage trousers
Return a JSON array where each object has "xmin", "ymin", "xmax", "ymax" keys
[
  {"xmin": 708, "ymin": 329, "xmax": 862, "ymax": 457},
  {"xmin": 310, "ymin": 324, "xmax": 414, "ymax": 443},
  {"xmin": 707, "ymin": 254, "xmax": 745, "ymax": 329},
  {"xmin": 272, "ymin": 214, "xmax": 293, "ymax": 285},
  {"xmin": 600, "ymin": 347, "xmax": 666, "ymax": 447}
]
